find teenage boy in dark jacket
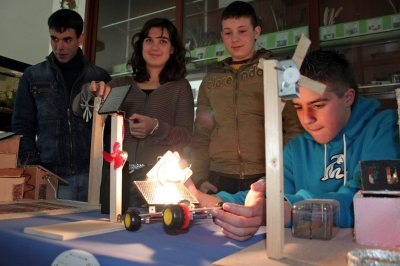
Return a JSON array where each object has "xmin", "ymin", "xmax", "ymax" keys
[{"xmin": 12, "ymin": 9, "xmax": 111, "ymax": 201}]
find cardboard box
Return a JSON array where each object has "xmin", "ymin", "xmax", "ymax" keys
[
  {"xmin": 354, "ymin": 191, "xmax": 400, "ymax": 248},
  {"xmin": 22, "ymin": 165, "xmax": 59, "ymax": 200},
  {"xmin": 0, "ymin": 153, "xmax": 18, "ymax": 169},
  {"xmin": 0, "ymin": 168, "xmax": 24, "ymax": 201},
  {"xmin": 0, "ymin": 134, "xmax": 21, "ymax": 154},
  {"xmin": 0, "ymin": 135, "xmax": 21, "ymax": 169}
]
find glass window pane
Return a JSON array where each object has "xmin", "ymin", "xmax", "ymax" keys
[{"xmin": 96, "ymin": 0, "xmax": 176, "ymax": 77}]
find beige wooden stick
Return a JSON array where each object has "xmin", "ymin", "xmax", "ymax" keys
[
  {"xmin": 109, "ymin": 115, "xmax": 123, "ymax": 223},
  {"xmin": 88, "ymin": 97, "xmax": 106, "ymax": 206},
  {"xmin": 396, "ymin": 89, "xmax": 400, "ymax": 138},
  {"xmin": 263, "ymin": 59, "xmax": 284, "ymax": 259}
]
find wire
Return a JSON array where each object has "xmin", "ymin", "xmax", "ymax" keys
[
  {"xmin": 47, "ymin": 177, "xmax": 57, "ymax": 199},
  {"xmin": 22, "ymin": 173, "xmax": 35, "ymax": 197}
]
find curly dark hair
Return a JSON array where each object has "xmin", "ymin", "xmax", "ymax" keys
[
  {"xmin": 221, "ymin": 1, "xmax": 258, "ymax": 28},
  {"xmin": 128, "ymin": 18, "xmax": 187, "ymax": 84},
  {"xmin": 300, "ymin": 49, "xmax": 358, "ymax": 103}
]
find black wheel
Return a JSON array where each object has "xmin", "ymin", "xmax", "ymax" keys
[
  {"xmin": 163, "ymin": 204, "xmax": 191, "ymax": 230},
  {"xmin": 124, "ymin": 209, "xmax": 142, "ymax": 231}
]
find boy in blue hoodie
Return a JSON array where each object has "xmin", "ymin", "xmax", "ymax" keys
[{"xmin": 185, "ymin": 49, "xmax": 400, "ymax": 241}]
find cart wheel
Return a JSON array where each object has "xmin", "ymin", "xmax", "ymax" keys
[
  {"xmin": 163, "ymin": 203, "xmax": 191, "ymax": 230},
  {"xmin": 124, "ymin": 209, "xmax": 142, "ymax": 231}
]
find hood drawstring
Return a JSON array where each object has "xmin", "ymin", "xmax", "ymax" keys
[
  {"xmin": 323, "ymin": 134, "xmax": 347, "ymax": 185},
  {"xmin": 324, "ymin": 144, "xmax": 327, "ymax": 179},
  {"xmin": 343, "ymin": 134, "xmax": 347, "ymax": 185}
]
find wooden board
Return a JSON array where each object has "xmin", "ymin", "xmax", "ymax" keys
[
  {"xmin": 0, "ymin": 153, "xmax": 18, "ymax": 169},
  {"xmin": 88, "ymin": 97, "xmax": 106, "ymax": 206},
  {"xmin": 110, "ymin": 115, "xmax": 123, "ymax": 222},
  {"xmin": 23, "ymin": 165, "xmax": 58, "ymax": 200},
  {"xmin": 0, "ymin": 168, "xmax": 23, "ymax": 177},
  {"xmin": 0, "ymin": 134, "xmax": 21, "ymax": 153},
  {"xmin": 0, "ymin": 177, "xmax": 25, "ymax": 201},
  {"xmin": 263, "ymin": 59, "xmax": 285, "ymax": 259},
  {"xmin": 0, "ymin": 199, "xmax": 100, "ymax": 220},
  {"xmin": 24, "ymin": 219, "xmax": 125, "ymax": 241}
]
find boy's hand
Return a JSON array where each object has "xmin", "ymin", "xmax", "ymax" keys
[
  {"xmin": 211, "ymin": 179, "xmax": 266, "ymax": 241},
  {"xmin": 199, "ymin": 181, "xmax": 218, "ymax": 194}
]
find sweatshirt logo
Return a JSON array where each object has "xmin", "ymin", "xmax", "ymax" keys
[
  {"xmin": 207, "ymin": 65, "xmax": 263, "ymax": 90},
  {"xmin": 207, "ymin": 75, "xmax": 233, "ymax": 89},
  {"xmin": 321, "ymin": 154, "xmax": 346, "ymax": 181}
]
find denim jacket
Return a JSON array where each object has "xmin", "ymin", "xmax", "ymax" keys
[{"xmin": 12, "ymin": 51, "xmax": 111, "ymax": 178}]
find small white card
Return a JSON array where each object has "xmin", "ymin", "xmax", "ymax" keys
[
  {"xmin": 367, "ymin": 18, "xmax": 382, "ymax": 33},
  {"xmin": 322, "ymin": 26, "xmax": 336, "ymax": 40},
  {"xmin": 256, "ymin": 36, "xmax": 267, "ymax": 50},
  {"xmin": 276, "ymin": 32, "xmax": 288, "ymax": 48},
  {"xmin": 344, "ymin": 21, "xmax": 359, "ymax": 37}
]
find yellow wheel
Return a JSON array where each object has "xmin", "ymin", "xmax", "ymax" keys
[
  {"xmin": 162, "ymin": 204, "xmax": 190, "ymax": 230},
  {"xmin": 124, "ymin": 209, "xmax": 142, "ymax": 231}
]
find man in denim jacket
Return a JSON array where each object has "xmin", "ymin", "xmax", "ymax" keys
[{"xmin": 12, "ymin": 9, "xmax": 111, "ymax": 201}]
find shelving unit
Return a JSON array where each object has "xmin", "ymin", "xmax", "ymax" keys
[{"xmin": 83, "ymin": 0, "xmax": 400, "ymax": 101}]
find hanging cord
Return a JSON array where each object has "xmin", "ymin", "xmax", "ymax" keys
[
  {"xmin": 22, "ymin": 153, "xmax": 35, "ymax": 197},
  {"xmin": 22, "ymin": 173, "xmax": 35, "ymax": 197},
  {"xmin": 324, "ymin": 144, "xmax": 327, "ymax": 179},
  {"xmin": 343, "ymin": 134, "xmax": 347, "ymax": 185}
]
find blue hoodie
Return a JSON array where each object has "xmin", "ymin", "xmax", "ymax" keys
[{"xmin": 215, "ymin": 96, "xmax": 400, "ymax": 228}]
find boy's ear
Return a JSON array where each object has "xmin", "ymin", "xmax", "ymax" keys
[
  {"xmin": 254, "ymin": 26, "xmax": 261, "ymax": 39},
  {"xmin": 344, "ymin": 88, "xmax": 356, "ymax": 107}
]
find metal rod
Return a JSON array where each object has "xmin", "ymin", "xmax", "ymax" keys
[{"xmin": 102, "ymin": 0, "xmax": 206, "ymax": 29}]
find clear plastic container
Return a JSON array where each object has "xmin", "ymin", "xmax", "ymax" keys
[{"xmin": 291, "ymin": 199, "xmax": 340, "ymax": 240}]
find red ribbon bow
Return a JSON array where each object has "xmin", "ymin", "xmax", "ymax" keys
[{"xmin": 103, "ymin": 142, "xmax": 126, "ymax": 170}]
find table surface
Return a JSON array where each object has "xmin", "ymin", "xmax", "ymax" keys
[
  {"xmin": 0, "ymin": 209, "xmax": 266, "ymax": 266},
  {"xmin": 2, "ymin": 209, "xmax": 399, "ymax": 266},
  {"xmin": 215, "ymin": 229, "xmax": 400, "ymax": 266}
]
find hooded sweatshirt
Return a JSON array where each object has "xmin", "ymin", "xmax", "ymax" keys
[{"xmin": 215, "ymin": 96, "xmax": 400, "ymax": 228}]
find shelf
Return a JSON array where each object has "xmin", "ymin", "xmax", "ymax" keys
[
  {"xmin": 320, "ymin": 29, "xmax": 400, "ymax": 48},
  {"xmin": 360, "ymin": 82, "xmax": 400, "ymax": 89},
  {"xmin": 359, "ymin": 82, "xmax": 400, "ymax": 95},
  {"xmin": 320, "ymin": 14, "xmax": 400, "ymax": 48}
]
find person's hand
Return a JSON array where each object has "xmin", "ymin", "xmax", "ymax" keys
[
  {"xmin": 211, "ymin": 179, "xmax": 266, "ymax": 241},
  {"xmin": 90, "ymin": 81, "xmax": 111, "ymax": 100},
  {"xmin": 184, "ymin": 177, "xmax": 221, "ymax": 207},
  {"xmin": 183, "ymin": 177, "xmax": 199, "ymax": 199},
  {"xmin": 128, "ymin": 113, "xmax": 157, "ymax": 138},
  {"xmin": 199, "ymin": 181, "xmax": 218, "ymax": 194}
]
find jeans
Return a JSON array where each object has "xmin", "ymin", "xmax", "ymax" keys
[{"xmin": 57, "ymin": 173, "xmax": 89, "ymax": 202}]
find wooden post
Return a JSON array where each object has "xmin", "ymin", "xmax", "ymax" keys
[
  {"xmin": 109, "ymin": 115, "xmax": 123, "ymax": 223},
  {"xmin": 263, "ymin": 59, "xmax": 285, "ymax": 259},
  {"xmin": 88, "ymin": 97, "xmax": 105, "ymax": 206}
]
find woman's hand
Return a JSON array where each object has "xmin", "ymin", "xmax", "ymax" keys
[{"xmin": 128, "ymin": 113, "xmax": 158, "ymax": 138}]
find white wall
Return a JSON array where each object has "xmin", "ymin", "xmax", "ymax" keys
[
  {"xmin": 0, "ymin": 0, "xmax": 86, "ymax": 66},
  {"xmin": 0, "ymin": 0, "xmax": 53, "ymax": 65}
]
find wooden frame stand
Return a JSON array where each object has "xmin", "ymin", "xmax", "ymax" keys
[{"xmin": 263, "ymin": 59, "xmax": 285, "ymax": 259}]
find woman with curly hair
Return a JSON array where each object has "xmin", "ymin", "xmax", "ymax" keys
[{"xmin": 73, "ymin": 18, "xmax": 194, "ymax": 207}]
